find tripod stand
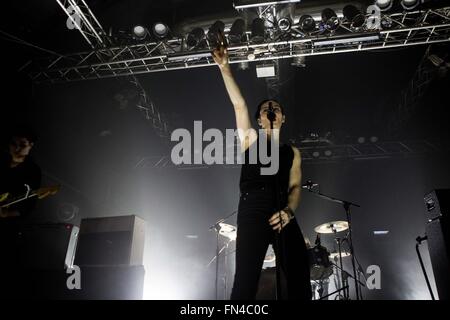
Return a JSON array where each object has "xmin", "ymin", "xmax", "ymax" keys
[
  {"xmin": 208, "ymin": 210, "xmax": 237, "ymax": 300},
  {"xmin": 306, "ymin": 185, "xmax": 363, "ymax": 299}
]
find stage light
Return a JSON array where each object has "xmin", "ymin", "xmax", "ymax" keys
[
  {"xmin": 299, "ymin": 15, "xmax": 316, "ymax": 33},
  {"xmin": 229, "ymin": 19, "xmax": 246, "ymax": 44},
  {"xmin": 238, "ymin": 62, "xmax": 249, "ymax": 70},
  {"xmin": 321, "ymin": 8, "xmax": 339, "ymax": 31},
  {"xmin": 133, "ymin": 25, "xmax": 148, "ymax": 40},
  {"xmin": 291, "ymin": 56, "xmax": 306, "ymax": 67},
  {"xmin": 312, "ymin": 151, "xmax": 320, "ymax": 158},
  {"xmin": 278, "ymin": 17, "xmax": 292, "ymax": 31},
  {"xmin": 370, "ymin": 136, "xmax": 379, "ymax": 143},
  {"xmin": 381, "ymin": 17, "xmax": 393, "ymax": 29},
  {"xmin": 152, "ymin": 22, "xmax": 169, "ymax": 39},
  {"xmin": 324, "ymin": 150, "xmax": 332, "ymax": 157},
  {"xmin": 251, "ymin": 18, "xmax": 266, "ymax": 43},
  {"xmin": 186, "ymin": 27, "xmax": 205, "ymax": 48},
  {"xmin": 343, "ymin": 5, "xmax": 366, "ymax": 29},
  {"xmin": 401, "ymin": 0, "xmax": 420, "ymax": 10},
  {"xmin": 357, "ymin": 137, "xmax": 365, "ymax": 144},
  {"xmin": 376, "ymin": 0, "xmax": 394, "ymax": 11},
  {"xmin": 207, "ymin": 20, "xmax": 225, "ymax": 46},
  {"xmin": 256, "ymin": 64, "xmax": 276, "ymax": 78}
]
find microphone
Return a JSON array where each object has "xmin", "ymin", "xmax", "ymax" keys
[
  {"xmin": 301, "ymin": 180, "xmax": 318, "ymax": 189},
  {"xmin": 267, "ymin": 102, "xmax": 276, "ymax": 122}
]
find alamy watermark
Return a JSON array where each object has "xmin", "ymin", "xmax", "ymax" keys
[
  {"xmin": 66, "ymin": 265, "xmax": 81, "ymax": 290},
  {"xmin": 171, "ymin": 121, "xmax": 280, "ymax": 175}
]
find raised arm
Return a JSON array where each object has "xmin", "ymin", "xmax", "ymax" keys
[{"xmin": 212, "ymin": 43, "xmax": 256, "ymax": 151}]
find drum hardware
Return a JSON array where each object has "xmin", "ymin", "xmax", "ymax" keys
[
  {"xmin": 306, "ymin": 182, "xmax": 362, "ymax": 300},
  {"xmin": 314, "ymin": 221, "xmax": 349, "ymax": 234},
  {"xmin": 208, "ymin": 210, "xmax": 237, "ymax": 300}
]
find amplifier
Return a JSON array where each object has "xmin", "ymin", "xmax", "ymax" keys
[
  {"xmin": 0, "ymin": 222, "xmax": 79, "ymax": 270},
  {"xmin": 74, "ymin": 215, "xmax": 145, "ymax": 266},
  {"xmin": 424, "ymin": 189, "xmax": 450, "ymax": 300}
]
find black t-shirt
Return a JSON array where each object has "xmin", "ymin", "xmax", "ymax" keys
[
  {"xmin": 0, "ymin": 152, "xmax": 42, "ymax": 217},
  {"xmin": 239, "ymin": 140, "xmax": 294, "ymax": 194}
]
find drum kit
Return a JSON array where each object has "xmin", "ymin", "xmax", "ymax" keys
[
  {"xmin": 209, "ymin": 220, "xmax": 354, "ymax": 300},
  {"xmin": 308, "ymin": 220, "xmax": 353, "ymax": 300}
]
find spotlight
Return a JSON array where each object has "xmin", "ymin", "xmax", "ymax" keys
[
  {"xmin": 299, "ymin": 15, "xmax": 316, "ymax": 33},
  {"xmin": 237, "ymin": 61, "xmax": 249, "ymax": 71},
  {"xmin": 291, "ymin": 56, "xmax": 306, "ymax": 67},
  {"xmin": 401, "ymin": 0, "xmax": 420, "ymax": 10},
  {"xmin": 343, "ymin": 5, "xmax": 366, "ymax": 29},
  {"xmin": 186, "ymin": 27, "xmax": 205, "ymax": 48},
  {"xmin": 370, "ymin": 136, "xmax": 379, "ymax": 143},
  {"xmin": 152, "ymin": 22, "xmax": 169, "ymax": 39},
  {"xmin": 376, "ymin": 0, "xmax": 394, "ymax": 11},
  {"xmin": 247, "ymin": 50, "xmax": 256, "ymax": 60},
  {"xmin": 256, "ymin": 64, "xmax": 276, "ymax": 78},
  {"xmin": 278, "ymin": 17, "xmax": 292, "ymax": 31},
  {"xmin": 133, "ymin": 25, "xmax": 148, "ymax": 40},
  {"xmin": 324, "ymin": 150, "xmax": 332, "ymax": 157},
  {"xmin": 251, "ymin": 18, "xmax": 266, "ymax": 43},
  {"xmin": 207, "ymin": 20, "xmax": 225, "ymax": 46},
  {"xmin": 229, "ymin": 18, "xmax": 246, "ymax": 44},
  {"xmin": 321, "ymin": 8, "xmax": 339, "ymax": 31},
  {"xmin": 381, "ymin": 17, "xmax": 393, "ymax": 29},
  {"xmin": 357, "ymin": 137, "xmax": 365, "ymax": 144},
  {"xmin": 312, "ymin": 151, "xmax": 320, "ymax": 158}
]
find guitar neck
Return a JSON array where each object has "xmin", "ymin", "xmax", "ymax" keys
[{"xmin": 0, "ymin": 191, "xmax": 38, "ymax": 208}]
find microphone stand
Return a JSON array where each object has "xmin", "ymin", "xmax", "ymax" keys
[
  {"xmin": 208, "ymin": 210, "xmax": 237, "ymax": 300},
  {"xmin": 267, "ymin": 109, "xmax": 284, "ymax": 300},
  {"xmin": 305, "ymin": 186, "xmax": 362, "ymax": 300}
]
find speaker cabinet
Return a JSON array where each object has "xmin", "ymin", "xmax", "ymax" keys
[
  {"xmin": 75, "ymin": 215, "xmax": 145, "ymax": 266},
  {"xmin": 0, "ymin": 223, "xmax": 78, "ymax": 270},
  {"xmin": 1, "ymin": 265, "xmax": 145, "ymax": 299},
  {"xmin": 424, "ymin": 189, "xmax": 450, "ymax": 300}
]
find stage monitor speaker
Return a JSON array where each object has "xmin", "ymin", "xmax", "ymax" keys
[
  {"xmin": 424, "ymin": 189, "xmax": 450, "ymax": 220},
  {"xmin": 74, "ymin": 215, "xmax": 145, "ymax": 266},
  {"xmin": 0, "ymin": 223, "xmax": 79, "ymax": 270},
  {"xmin": 1, "ymin": 265, "xmax": 145, "ymax": 299},
  {"xmin": 424, "ymin": 189, "xmax": 450, "ymax": 300}
]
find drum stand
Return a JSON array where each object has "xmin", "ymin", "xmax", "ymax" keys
[
  {"xmin": 306, "ymin": 188, "xmax": 362, "ymax": 299},
  {"xmin": 208, "ymin": 211, "xmax": 237, "ymax": 300},
  {"xmin": 334, "ymin": 234, "xmax": 349, "ymax": 299}
]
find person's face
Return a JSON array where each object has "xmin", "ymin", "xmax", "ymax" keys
[
  {"xmin": 9, "ymin": 137, "xmax": 33, "ymax": 163},
  {"xmin": 257, "ymin": 101, "xmax": 285, "ymax": 130}
]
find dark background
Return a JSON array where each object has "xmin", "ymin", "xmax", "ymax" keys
[{"xmin": 1, "ymin": 0, "xmax": 449, "ymax": 299}]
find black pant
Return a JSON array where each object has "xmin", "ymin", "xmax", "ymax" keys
[{"xmin": 230, "ymin": 188, "xmax": 311, "ymax": 300}]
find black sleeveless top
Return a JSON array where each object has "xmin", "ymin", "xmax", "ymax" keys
[{"xmin": 239, "ymin": 140, "xmax": 294, "ymax": 194}]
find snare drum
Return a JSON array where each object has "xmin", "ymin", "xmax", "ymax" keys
[{"xmin": 308, "ymin": 245, "xmax": 333, "ymax": 280}]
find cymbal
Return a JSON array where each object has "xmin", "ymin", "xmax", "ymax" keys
[
  {"xmin": 218, "ymin": 223, "xmax": 237, "ymax": 241},
  {"xmin": 329, "ymin": 251, "xmax": 351, "ymax": 259},
  {"xmin": 314, "ymin": 221, "xmax": 349, "ymax": 234}
]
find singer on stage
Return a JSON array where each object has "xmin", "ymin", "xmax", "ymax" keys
[{"xmin": 212, "ymin": 42, "xmax": 311, "ymax": 300}]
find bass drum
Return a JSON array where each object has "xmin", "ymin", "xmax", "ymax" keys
[{"xmin": 308, "ymin": 245, "xmax": 333, "ymax": 280}]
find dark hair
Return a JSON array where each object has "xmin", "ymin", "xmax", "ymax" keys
[
  {"xmin": 9, "ymin": 124, "xmax": 38, "ymax": 144},
  {"xmin": 254, "ymin": 99, "xmax": 284, "ymax": 121}
]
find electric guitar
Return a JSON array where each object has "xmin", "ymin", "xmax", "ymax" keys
[{"xmin": 0, "ymin": 185, "xmax": 60, "ymax": 208}]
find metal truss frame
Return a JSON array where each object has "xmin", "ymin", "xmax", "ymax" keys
[
  {"xmin": 29, "ymin": 7, "xmax": 450, "ymax": 83},
  {"xmin": 387, "ymin": 45, "xmax": 439, "ymax": 136},
  {"xmin": 56, "ymin": 0, "xmax": 110, "ymax": 49},
  {"xmin": 55, "ymin": 0, "xmax": 170, "ymax": 137},
  {"xmin": 133, "ymin": 139, "xmax": 448, "ymax": 169}
]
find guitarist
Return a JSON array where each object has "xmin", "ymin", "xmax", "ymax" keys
[{"xmin": 0, "ymin": 126, "xmax": 41, "ymax": 219}]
